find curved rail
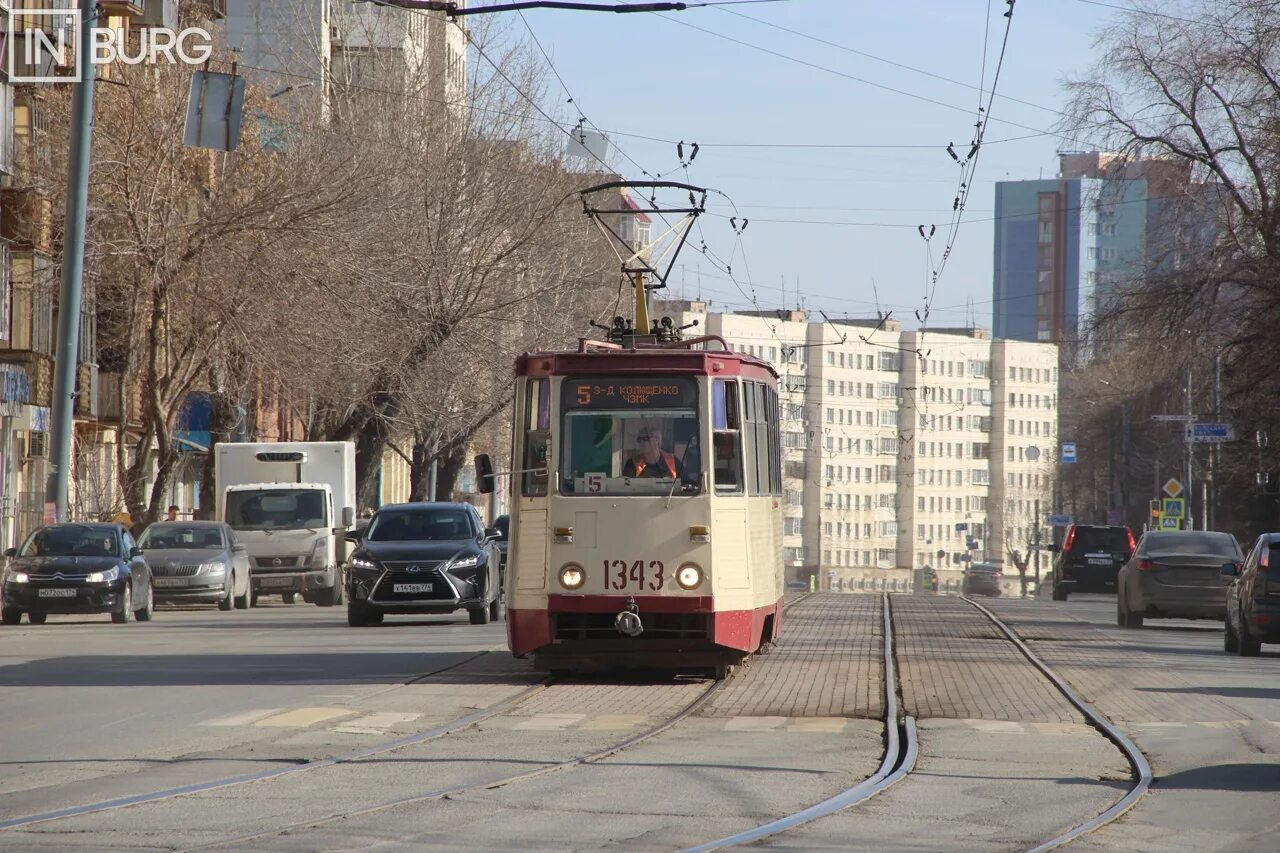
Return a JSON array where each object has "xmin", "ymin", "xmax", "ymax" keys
[
  {"xmin": 961, "ymin": 597, "xmax": 1153, "ymax": 852},
  {"xmin": 179, "ymin": 590, "xmax": 809, "ymax": 850},
  {"xmin": 0, "ymin": 669, "xmax": 548, "ymax": 832},
  {"xmin": 178, "ymin": 676, "xmax": 729, "ymax": 851},
  {"xmin": 681, "ymin": 593, "xmax": 918, "ymax": 852}
]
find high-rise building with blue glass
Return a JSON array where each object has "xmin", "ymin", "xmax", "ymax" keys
[{"xmin": 992, "ymin": 152, "xmax": 1194, "ymax": 350}]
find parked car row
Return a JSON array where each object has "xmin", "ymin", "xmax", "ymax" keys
[
  {"xmin": 1048, "ymin": 522, "xmax": 1278, "ymax": 655},
  {"xmin": 1, "ymin": 505, "xmax": 511, "ymax": 628}
]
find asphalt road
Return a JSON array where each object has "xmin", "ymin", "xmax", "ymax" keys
[{"xmin": 0, "ymin": 593, "xmax": 1276, "ymax": 851}]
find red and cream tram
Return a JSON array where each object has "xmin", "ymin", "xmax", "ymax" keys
[{"xmin": 478, "ymin": 332, "xmax": 785, "ymax": 677}]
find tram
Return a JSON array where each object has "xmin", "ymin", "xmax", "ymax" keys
[{"xmin": 476, "ymin": 318, "xmax": 785, "ymax": 677}]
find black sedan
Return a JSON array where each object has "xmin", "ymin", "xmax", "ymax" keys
[
  {"xmin": 962, "ymin": 563, "xmax": 1003, "ymax": 597},
  {"xmin": 345, "ymin": 502, "xmax": 503, "ymax": 627},
  {"xmin": 2, "ymin": 523, "xmax": 154, "ymax": 625}
]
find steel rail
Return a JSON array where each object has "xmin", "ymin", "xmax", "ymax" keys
[
  {"xmin": 962, "ymin": 597, "xmax": 1153, "ymax": 852},
  {"xmin": 681, "ymin": 593, "xmax": 918, "ymax": 852},
  {"xmin": 0, "ymin": 668, "xmax": 548, "ymax": 832},
  {"xmin": 178, "ymin": 673, "xmax": 729, "ymax": 851},
  {"xmin": 179, "ymin": 591, "xmax": 809, "ymax": 850}
]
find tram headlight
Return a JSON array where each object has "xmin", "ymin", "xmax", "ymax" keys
[
  {"xmin": 676, "ymin": 563, "xmax": 703, "ymax": 590},
  {"xmin": 558, "ymin": 563, "xmax": 586, "ymax": 590}
]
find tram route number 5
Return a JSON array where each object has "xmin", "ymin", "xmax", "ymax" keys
[{"xmin": 604, "ymin": 559, "xmax": 666, "ymax": 591}]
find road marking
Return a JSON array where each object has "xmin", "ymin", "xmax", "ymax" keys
[
  {"xmin": 332, "ymin": 712, "xmax": 422, "ymax": 734},
  {"xmin": 254, "ymin": 708, "xmax": 356, "ymax": 728},
  {"xmin": 723, "ymin": 716, "xmax": 787, "ymax": 731},
  {"xmin": 512, "ymin": 713, "xmax": 586, "ymax": 731},
  {"xmin": 967, "ymin": 720, "xmax": 1026, "ymax": 734},
  {"xmin": 578, "ymin": 714, "xmax": 648, "ymax": 731},
  {"xmin": 785, "ymin": 718, "xmax": 847, "ymax": 733},
  {"xmin": 201, "ymin": 708, "xmax": 285, "ymax": 727}
]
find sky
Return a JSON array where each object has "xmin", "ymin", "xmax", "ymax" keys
[{"xmin": 480, "ymin": 0, "xmax": 1128, "ymax": 332}]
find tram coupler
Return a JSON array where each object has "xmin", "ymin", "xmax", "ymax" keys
[{"xmin": 615, "ymin": 596, "xmax": 644, "ymax": 637}]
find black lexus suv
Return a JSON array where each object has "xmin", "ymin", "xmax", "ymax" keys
[
  {"xmin": 345, "ymin": 502, "xmax": 503, "ymax": 627},
  {"xmin": 1048, "ymin": 524, "xmax": 1135, "ymax": 600}
]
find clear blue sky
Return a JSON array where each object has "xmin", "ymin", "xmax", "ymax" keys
[{"xmin": 493, "ymin": 0, "xmax": 1123, "ymax": 331}]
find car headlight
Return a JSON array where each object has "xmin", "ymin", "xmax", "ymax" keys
[
  {"xmin": 676, "ymin": 563, "xmax": 703, "ymax": 590},
  {"xmin": 449, "ymin": 554, "xmax": 481, "ymax": 571},
  {"xmin": 8, "ymin": 571, "xmax": 29, "ymax": 584},
  {"xmin": 199, "ymin": 562, "xmax": 226, "ymax": 576},
  {"xmin": 308, "ymin": 539, "xmax": 329, "ymax": 568},
  {"xmin": 559, "ymin": 563, "xmax": 585, "ymax": 590},
  {"xmin": 86, "ymin": 567, "xmax": 120, "ymax": 583},
  {"xmin": 351, "ymin": 556, "xmax": 377, "ymax": 570}
]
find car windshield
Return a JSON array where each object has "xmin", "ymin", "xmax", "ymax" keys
[
  {"xmin": 225, "ymin": 489, "xmax": 327, "ymax": 530},
  {"xmin": 19, "ymin": 526, "xmax": 120, "ymax": 558},
  {"xmin": 1142, "ymin": 532, "xmax": 1241, "ymax": 558},
  {"xmin": 366, "ymin": 509, "xmax": 474, "ymax": 542},
  {"xmin": 1072, "ymin": 527, "xmax": 1131, "ymax": 551},
  {"xmin": 559, "ymin": 376, "xmax": 702, "ymax": 497},
  {"xmin": 139, "ymin": 525, "xmax": 225, "ymax": 551}
]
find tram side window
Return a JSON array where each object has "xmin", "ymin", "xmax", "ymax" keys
[
  {"xmin": 766, "ymin": 385, "xmax": 781, "ymax": 496},
  {"xmin": 751, "ymin": 382, "xmax": 769, "ymax": 495},
  {"xmin": 712, "ymin": 380, "xmax": 743, "ymax": 493},
  {"xmin": 521, "ymin": 378, "xmax": 551, "ymax": 497}
]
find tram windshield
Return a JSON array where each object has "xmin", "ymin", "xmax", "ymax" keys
[{"xmin": 560, "ymin": 377, "xmax": 702, "ymax": 496}]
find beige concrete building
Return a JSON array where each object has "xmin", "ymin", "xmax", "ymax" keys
[{"xmin": 655, "ymin": 300, "xmax": 1058, "ymax": 591}]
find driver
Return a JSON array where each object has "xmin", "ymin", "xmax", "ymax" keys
[{"xmin": 624, "ymin": 426, "xmax": 682, "ymax": 479}]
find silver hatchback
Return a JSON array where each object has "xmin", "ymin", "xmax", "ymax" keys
[
  {"xmin": 1117, "ymin": 530, "xmax": 1242, "ymax": 628},
  {"xmin": 137, "ymin": 521, "xmax": 251, "ymax": 610}
]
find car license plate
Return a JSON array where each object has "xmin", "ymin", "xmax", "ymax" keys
[
  {"xmin": 37, "ymin": 588, "xmax": 75, "ymax": 598},
  {"xmin": 1087, "ymin": 556, "xmax": 1112, "ymax": 565},
  {"xmin": 260, "ymin": 576, "xmax": 294, "ymax": 587},
  {"xmin": 393, "ymin": 583, "xmax": 433, "ymax": 594},
  {"xmin": 153, "ymin": 577, "xmax": 186, "ymax": 587}
]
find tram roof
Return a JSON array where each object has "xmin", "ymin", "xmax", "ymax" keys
[{"xmin": 515, "ymin": 337, "xmax": 779, "ymax": 383}]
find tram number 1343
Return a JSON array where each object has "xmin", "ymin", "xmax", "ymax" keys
[{"xmin": 604, "ymin": 559, "xmax": 666, "ymax": 591}]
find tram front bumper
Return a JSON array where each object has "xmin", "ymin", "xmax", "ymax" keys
[{"xmin": 509, "ymin": 594, "xmax": 772, "ymax": 668}]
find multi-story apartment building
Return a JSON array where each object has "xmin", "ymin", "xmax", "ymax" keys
[
  {"xmin": 655, "ymin": 300, "xmax": 1058, "ymax": 592},
  {"xmin": 223, "ymin": 0, "xmax": 466, "ymax": 119}
]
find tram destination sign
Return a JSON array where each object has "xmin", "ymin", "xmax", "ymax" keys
[{"xmin": 565, "ymin": 377, "xmax": 697, "ymax": 409}]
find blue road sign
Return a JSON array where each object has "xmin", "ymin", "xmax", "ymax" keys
[
  {"xmin": 1047, "ymin": 514, "xmax": 1073, "ymax": 526},
  {"xmin": 1185, "ymin": 423, "xmax": 1235, "ymax": 443},
  {"xmin": 1061, "ymin": 442, "xmax": 1077, "ymax": 463}
]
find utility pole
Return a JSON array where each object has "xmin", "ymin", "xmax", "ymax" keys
[
  {"xmin": 1032, "ymin": 497, "xmax": 1041, "ymax": 589},
  {"xmin": 1209, "ymin": 350, "xmax": 1221, "ymax": 530},
  {"xmin": 47, "ymin": 3, "xmax": 99, "ymax": 523},
  {"xmin": 1185, "ymin": 368, "xmax": 1194, "ymax": 530}
]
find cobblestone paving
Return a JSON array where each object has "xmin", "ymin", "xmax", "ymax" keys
[
  {"xmin": 983, "ymin": 599, "xmax": 1243, "ymax": 724},
  {"xmin": 894, "ymin": 595, "xmax": 1084, "ymax": 723},
  {"xmin": 702, "ymin": 593, "xmax": 884, "ymax": 719},
  {"xmin": 512, "ymin": 679, "xmax": 711, "ymax": 718}
]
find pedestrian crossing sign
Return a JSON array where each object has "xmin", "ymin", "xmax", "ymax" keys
[
  {"xmin": 1162, "ymin": 498, "xmax": 1186, "ymax": 519},
  {"xmin": 1159, "ymin": 516, "xmax": 1180, "ymax": 529}
]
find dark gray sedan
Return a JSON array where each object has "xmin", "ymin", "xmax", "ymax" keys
[
  {"xmin": 1117, "ymin": 530, "xmax": 1242, "ymax": 628},
  {"xmin": 137, "ymin": 521, "xmax": 251, "ymax": 610}
]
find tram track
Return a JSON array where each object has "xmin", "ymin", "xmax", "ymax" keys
[
  {"xmin": 176, "ymin": 595, "xmax": 819, "ymax": 850},
  {"xmin": 685, "ymin": 592, "xmax": 1151, "ymax": 852},
  {"xmin": 963, "ymin": 596, "xmax": 1153, "ymax": 852},
  {"xmin": 3, "ymin": 594, "xmax": 810, "ymax": 846}
]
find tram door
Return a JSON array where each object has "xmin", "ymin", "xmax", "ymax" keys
[{"xmin": 513, "ymin": 378, "xmax": 551, "ymax": 591}]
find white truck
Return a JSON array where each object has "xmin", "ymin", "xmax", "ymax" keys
[{"xmin": 214, "ymin": 441, "xmax": 356, "ymax": 607}]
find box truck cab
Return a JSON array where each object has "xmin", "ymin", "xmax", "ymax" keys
[{"xmin": 215, "ymin": 442, "xmax": 356, "ymax": 607}]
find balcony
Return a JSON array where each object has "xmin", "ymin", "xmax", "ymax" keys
[
  {"xmin": 96, "ymin": 371, "xmax": 144, "ymax": 427},
  {"xmin": 74, "ymin": 362, "xmax": 98, "ymax": 418},
  {"xmin": 100, "ymin": 1, "xmax": 145, "ymax": 16}
]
